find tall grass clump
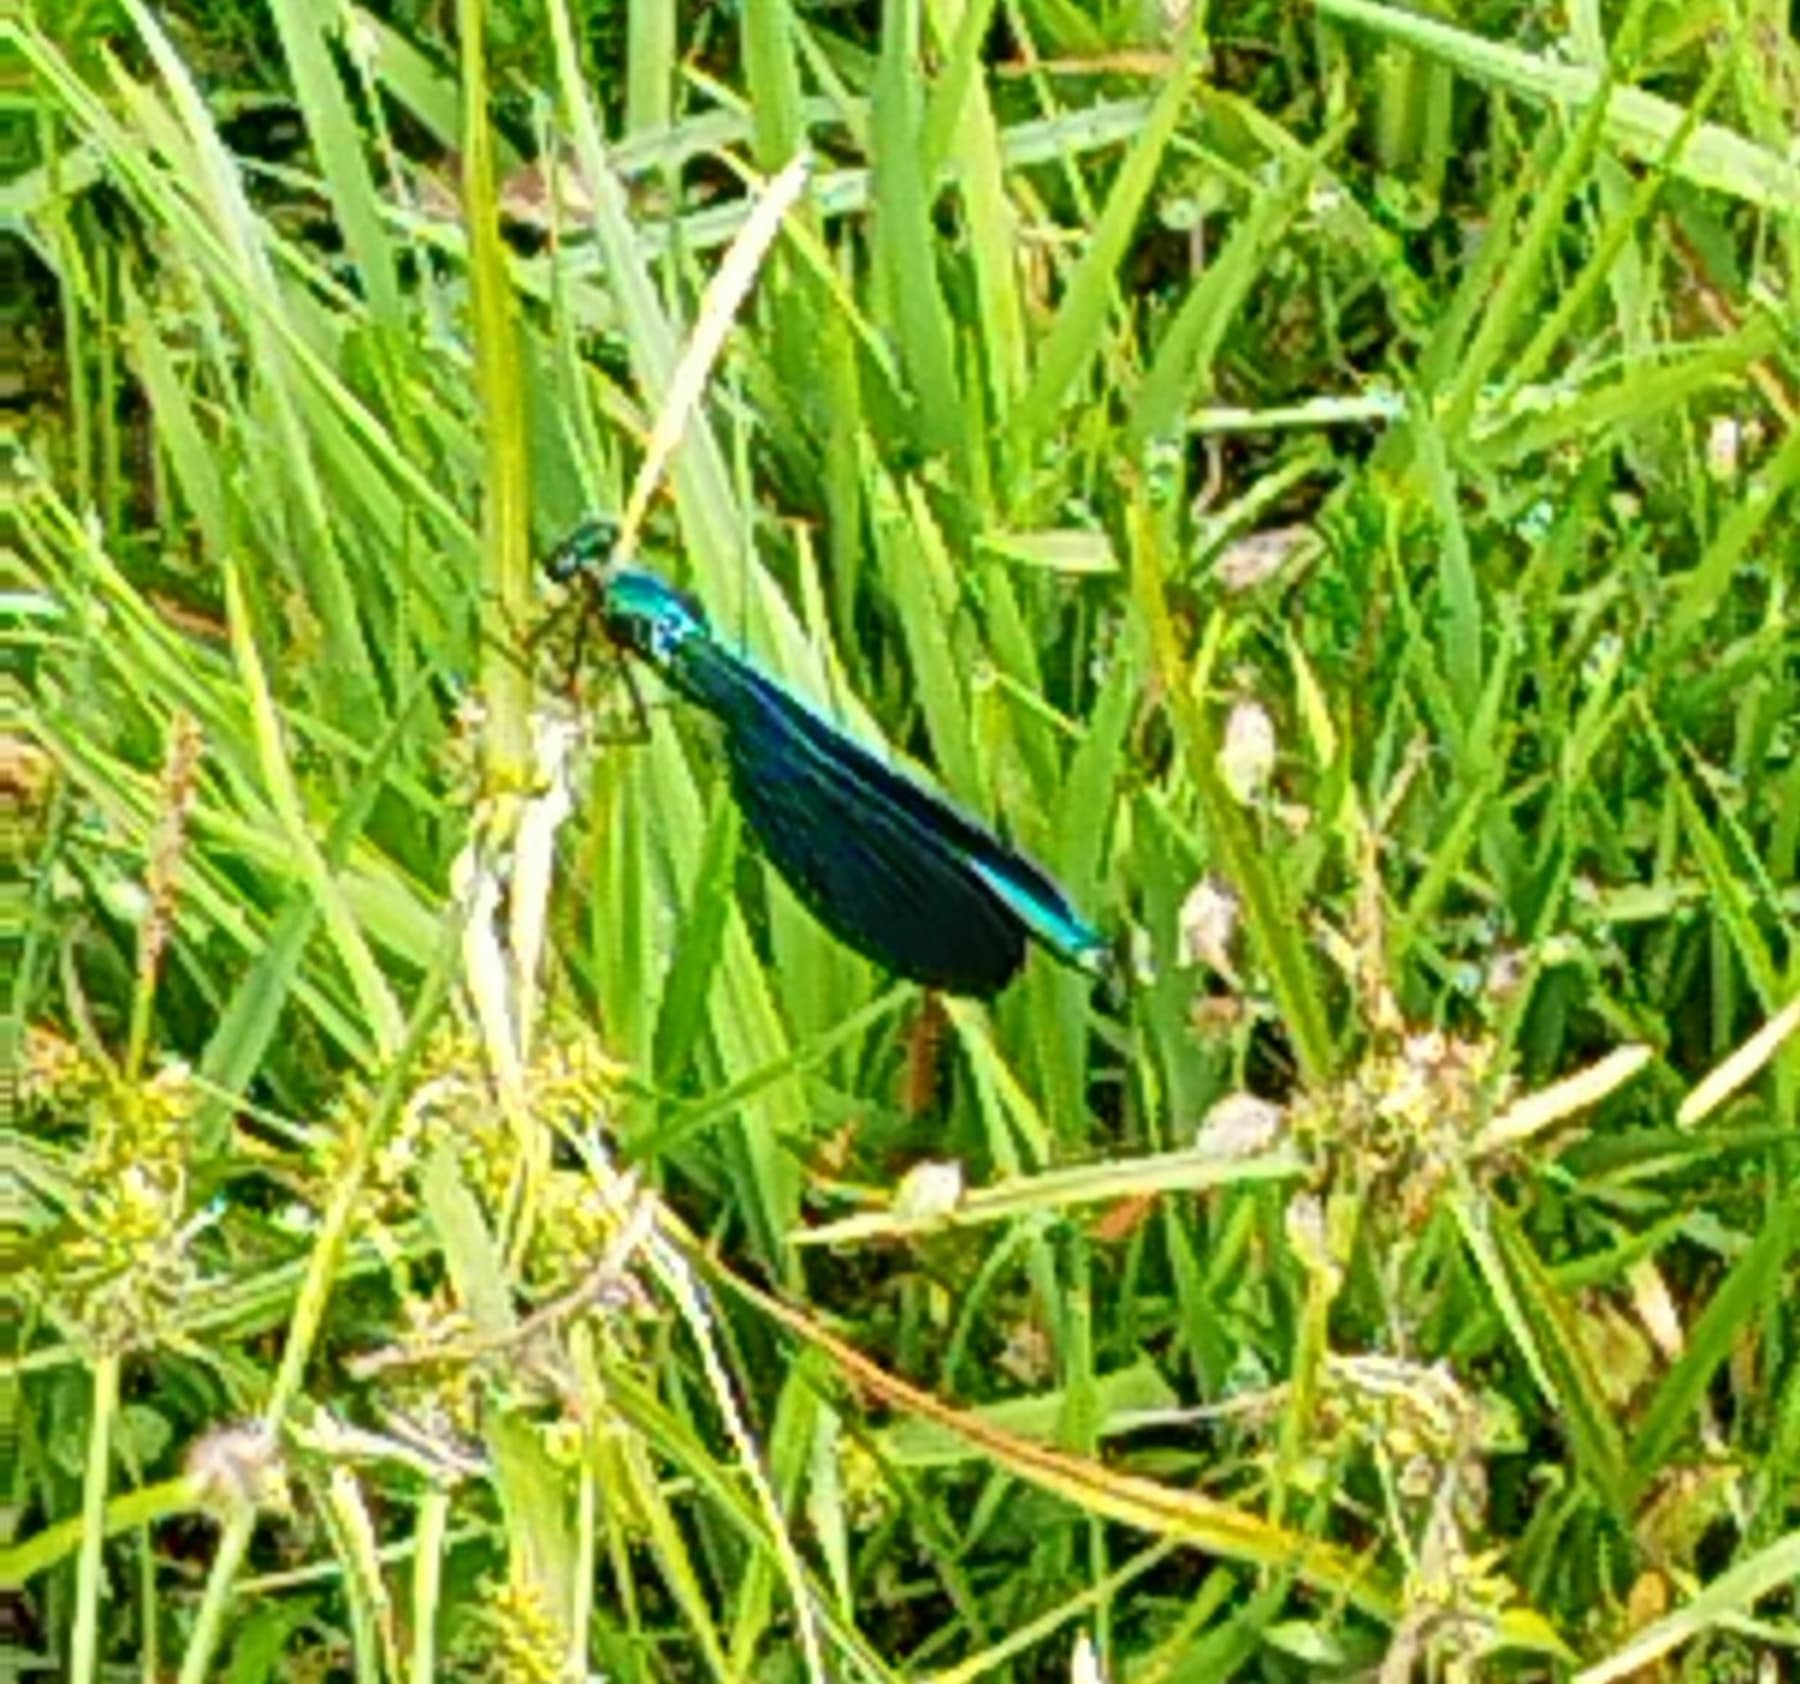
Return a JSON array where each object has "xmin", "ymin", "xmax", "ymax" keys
[{"xmin": 8, "ymin": 0, "xmax": 1797, "ymax": 1679}]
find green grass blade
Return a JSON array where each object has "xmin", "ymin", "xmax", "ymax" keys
[
  {"xmin": 1131, "ymin": 131, "xmax": 1326, "ymax": 446},
  {"xmin": 1128, "ymin": 495, "xmax": 1336, "ymax": 1087},
  {"xmin": 1483, "ymin": 1197, "xmax": 1633, "ymax": 1518},
  {"xmin": 1016, "ymin": 23, "xmax": 1200, "ymax": 457},
  {"xmin": 267, "ymin": 0, "xmax": 402, "ymax": 324},
  {"xmin": 1627, "ymin": 1183, "xmax": 1800, "ymax": 1496},
  {"xmin": 871, "ymin": 0, "xmax": 969, "ymax": 480},
  {"xmin": 459, "ymin": 0, "xmax": 534, "ymax": 793},
  {"xmin": 1316, "ymin": 0, "xmax": 1800, "ymax": 208}
]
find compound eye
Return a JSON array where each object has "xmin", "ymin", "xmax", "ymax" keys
[{"xmin": 544, "ymin": 515, "xmax": 621, "ymax": 584}]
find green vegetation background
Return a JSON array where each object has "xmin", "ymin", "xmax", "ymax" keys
[{"xmin": 8, "ymin": 0, "xmax": 1798, "ymax": 1678}]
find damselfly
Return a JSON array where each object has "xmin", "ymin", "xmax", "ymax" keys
[{"xmin": 547, "ymin": 518, "xmax": 1105, "ymax": 999}]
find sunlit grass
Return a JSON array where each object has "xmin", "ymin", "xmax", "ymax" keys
[{"xmin": 8, "ymin": 0, "xmax": 1798, "ymax": 1679}]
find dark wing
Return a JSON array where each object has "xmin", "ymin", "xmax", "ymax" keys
[
  {"xmin": 673, "ymin": 638, "xmax": 1028, "ymax": 995},
  {"xmin": 671, "ymin": 636, "xmax": 1104, "ymax": 974}
]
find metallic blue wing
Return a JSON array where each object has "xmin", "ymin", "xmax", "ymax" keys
[{"xmin": 671, "ymin": 635, "xmax": 1097, "ymax": 996}]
